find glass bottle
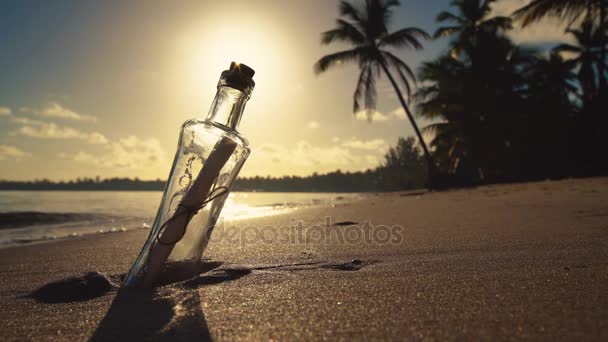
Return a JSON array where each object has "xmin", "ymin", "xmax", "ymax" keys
[{"xmin": 125, "ymin": 62, "xmax": 255, "ymax": 287}]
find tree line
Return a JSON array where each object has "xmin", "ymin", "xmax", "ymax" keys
[{"xmin": 0, "ymin": 138, "xmax": 426, "ymax": 192}]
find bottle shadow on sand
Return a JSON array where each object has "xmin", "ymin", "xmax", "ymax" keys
[
  {"xmin": 26, "ymin": 261, "xmax": 251, "ymax": 341},
  {"xmin": 25, "ymin": 258, "xmax": 374, "ymax": 341}
]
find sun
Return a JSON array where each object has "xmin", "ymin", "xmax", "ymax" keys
[{"xmin": 177, "ymin": 15, "xmax": 285, "ymax": 110}]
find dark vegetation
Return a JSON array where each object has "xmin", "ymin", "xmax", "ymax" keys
[{"xmin": 316, "ymin": 0, "xmax": 608, "ymax": 188}]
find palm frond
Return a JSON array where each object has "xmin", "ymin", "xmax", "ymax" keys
[
  {"xmin": 364, "ymin": 68, "xmax": 378, "ymax": 114},
  {"xmin": 554, "ymin": 43, "xmax": 583, "ymax": 54},
  {"xmin": 513, "ymin": 0, "xmax": 591, "ymax": 27},
  {"xmin": 382, "ymin": 51, "xmax": 417, "ymax": 99},
  {"xmin": 422, "ymin": 121, "xmax": 450, "ymax": 134},
  {"xmin": 379, "ymin": 27, "xmax": 431, "ymax": 50},
  {"xmin": 414, "ymin": 84, "xmax": 440, "ymax": 100},
  {"xmin": 418, "ymin": 97, "xmax": 465, "ymax": 119},
  {"xmin": 380, "ymin": 27, "xmax": 430, "ymax": 49},
  {"xmin": 353, "ymin": 65, "xmax": 371, "ymax": 113},
  {"xmin": 339, "ymin": 1, "xmax": 362, "ymax": 22},
  {"xmin": 383, "ymin": 0, "xmax": 401, "ymax": 8},
  {"xmin": 382, "ymin": 0, "xmax": 402, "ymax": 20},
  {"xmin": 322, "ymin": 19, "xmax": 366, "ymax": 45},
  {"xmin": 434, "ymin": 26, "xmax": 461, "ymax": 39},
  {"xmin": 480, "ymin": 0, "xmax": 499, "ymax": 15},
  {"xmin": 353, "ymin": 62, "xmax": 378, "ymax": 116},
  {"xmin": 314, "ymin": 48, "xmax": 362, "ymax": 74},
  {"xmin": 436, "ymin": 10, "xmax": 463, "ymax": 24},
  {"xmin": 353, "ymin": 65, "xmax": 378, "ymax": 117},
  {"xmin": 480, "ymin": 16, "xmax": 513, "ymax": 32},
  {"xmin": 364, "ymin": 0, "xmax": 393, "ymax": 40}
]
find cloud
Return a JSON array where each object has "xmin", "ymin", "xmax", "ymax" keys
[
  {"xmin": 0, "ymin": 145, "xmax": 31, "ymax": 161},
  {"xmin": 365, "ymin": 155, "xmax": 381, "ymax": 164},
  {"xmin": 13, "ymin": 123, "xmax": 108, "ymax": 145},
  {"xmin": 63, "ymin": 135, "xmax": 164, "ymax": 169},
  {"xmin": 11, "ymin": 117, "xmax": 45, "ymax": 125},
  {"xmin": 490, "ymin": 0, "xmax": 572, "ymax": 44},
  {"xmin": 37, "ymin": 102, "xmax": 97, "ymax": 122},
  {"xmin": 341, "ymin": 138, "xmax": 388, "ymax": 151},
  {"xmin": 355, "ymin": 110, "xmax": 390, "ymax": 122},
  {"xmin": 248, "ymin": 139, "xmax": 389, "ymax": 176},
  {"xmin": 256, "ymin": 141, "xmax": 355, "ymax": 167},
  {"xmin": 390, "ymin": 108, "xmax": 408, "ymax": 120},
  {"xmin": 16, "ymin": 124, "xmax": 82, "ymax": 139},
  {"xmin": 72, "ymin": 151, "xmax": 100, "ymax": 164},
  {"xmin": 0, "ymin": 107, "xmax": 11, "ymax": 116},
  {"xmin": 307, "ymin": 120, "xmax": 320, "ymax": 129},
  {"xmin": 87, "ymin": 132, "xmax": 109, "ymax": 145},
  {"xmin": 355, "ymin": 108, "xmax": 407, "ymax": 122}
]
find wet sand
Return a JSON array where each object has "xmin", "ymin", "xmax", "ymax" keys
[{"xmin": 0, "ymin": 178, "xmax": 607, "ymax": 340}]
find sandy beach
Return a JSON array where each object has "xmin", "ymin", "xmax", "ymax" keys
[{"xmin": 0, "ymin": 177, "xmax": 607, "ymax": 340}]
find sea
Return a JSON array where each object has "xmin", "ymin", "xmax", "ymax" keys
[{"xmin": 0, "ymin": 191, "xmax": 360, "ymax": 249}]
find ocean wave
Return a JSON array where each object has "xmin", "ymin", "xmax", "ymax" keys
[
  {"xmin": 0, "ymin": 219, "xmax": 151, "ymax": 248},
  {"xmin": 0, "ymin": 211, "xmax": 152, "ymax": 248},
  {"xmin": 0, "ymin": 212, "xmax": 114, "ymax": 230}
]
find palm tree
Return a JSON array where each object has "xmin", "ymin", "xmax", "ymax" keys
[
  {"xmin": 553, "ymin": 18, "xmax": 608, "ymax": 170},
  {"xmin": 513, "ymin": 0, "xmax": 608, "ymax": 89},
  {"xmin": 521, "ymin": 52, "xmax": 578, "ymax": 176},
  {"xmin": 434, "ymin": 0, "xmax": 512, "ymax": 60},
  {"xmin": 425, "ymin": 0, "xmax": 513, "ymax": 181},
  {"xmin": 314, "ymin": 0, "xmax": 439, "ymax": 187},
  {"xmin": 415, "ymin": 56, "xmax": 469, "ymax": 177},
  {"xmin": 554, "ymin": 19, "xmax": 606, "ymax": 106},
  {"xmin": 417, "ymin": 36, "xmax": 581, "ymax": 181},
  {"xmin": 524, "ymin": 52, "xmax": 578, "ymax": 105}
]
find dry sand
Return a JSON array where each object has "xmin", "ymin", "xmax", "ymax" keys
[{"xmin": 0, "ymin": 178, "xmax": 607, "ymax": 341}]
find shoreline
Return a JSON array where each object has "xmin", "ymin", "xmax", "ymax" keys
[
  {"xmin": 0, "ymin": 193, "xmax": 367, "ymax": 250},
  {"xmin": 1, "ymin": 177, "xmax": 607, "ymax": 340}
]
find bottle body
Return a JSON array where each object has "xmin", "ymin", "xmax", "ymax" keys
[{"xmin": 125, "ymin": 120, "xmax": 249, "ymax": 287}]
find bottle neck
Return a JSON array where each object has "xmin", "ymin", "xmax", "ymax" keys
[{"xmin": 205, "ymin": 86, "xmax": 249, "ymax": 130}]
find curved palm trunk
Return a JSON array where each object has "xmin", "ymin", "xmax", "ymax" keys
[{"xmin": 378, "ymin": 60, "xmax": 440, "ymax": 189}]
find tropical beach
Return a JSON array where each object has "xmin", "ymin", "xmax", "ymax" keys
[
  {"xmin": 0, "ymin": 178, "xmax": 607, "ymax": 340},
  {"xmin": 2, "ymin": 0, "xmax": 608, "ymax": 340}
]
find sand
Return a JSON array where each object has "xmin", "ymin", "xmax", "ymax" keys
[{"xmin": 0, "ymin": 177, "xmax": 607, "ymax": 341}]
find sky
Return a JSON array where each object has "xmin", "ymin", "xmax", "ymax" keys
[{"xmin": 0, "ymin": 0, "xmax": 570, "ymax": 181}]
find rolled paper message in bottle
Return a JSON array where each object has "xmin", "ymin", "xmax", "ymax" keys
[
  {"xmin": 124, "ymin": 62, "xmax": 255, "ymax": 288},
  {"xmin": 142, "ymin": 137, "xmax": 237, "ymax": 287}
]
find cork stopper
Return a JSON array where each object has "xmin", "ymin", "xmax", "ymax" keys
[{"xmin": 219, "ymin": 62, "xmax": 255, "ymax": 95}]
